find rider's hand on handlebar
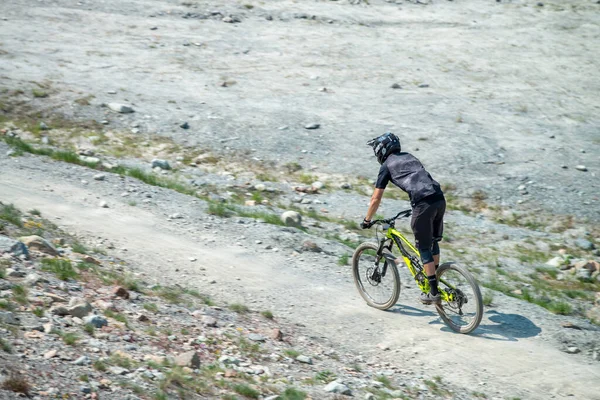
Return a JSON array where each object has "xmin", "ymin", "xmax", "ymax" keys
[{"xmin": 360, "ymin": 219, "xmax": 373, "ymax": 229}]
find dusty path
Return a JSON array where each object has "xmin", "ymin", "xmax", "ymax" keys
[{"xmin": 1, "ymin": 153, "xmax": 598, "ymax": 399}]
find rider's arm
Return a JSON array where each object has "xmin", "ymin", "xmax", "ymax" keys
[
  {"xmin": 364, "ymin": 164, "xmax": 391, "ymax": 222},
  {"xmin": 365, "ymin": 188, "xmax": 385, "ymax": 222}
]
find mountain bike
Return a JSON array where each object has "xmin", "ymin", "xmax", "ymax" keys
[{"xmin": 352, "ymin": 209, "xmax": 483, "ymax": 334}]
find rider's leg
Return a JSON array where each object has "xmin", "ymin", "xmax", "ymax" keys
[
  {"xmin": 421, "ymin": 249, "xmax": 438, "ymax": 296},
  {"xmin": 432, "ymin": 240, "xmax": 441, "ymax": 271}
]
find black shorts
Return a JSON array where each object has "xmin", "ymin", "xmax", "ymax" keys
[{"xmin": 411, "ymin": 194, "xmax": 446, "ymax": 251}]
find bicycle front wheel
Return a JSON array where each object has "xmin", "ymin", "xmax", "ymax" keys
[
  {"xmin": 352, "ymin": 242, "xmax": 400, "ymax": 310},
  {"xmin": 435, "ymin": 262, "xmax": 483, "ymax": 334}
]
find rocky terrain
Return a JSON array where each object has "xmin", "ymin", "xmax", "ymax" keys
[{"xmin": 1, "ymin": 0, "xmax": 600, "ymax": 399}]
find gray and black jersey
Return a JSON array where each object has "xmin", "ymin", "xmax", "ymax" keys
[{"xmin": 375, "ymin": 152, "xmax": 443, "ymax": 206}]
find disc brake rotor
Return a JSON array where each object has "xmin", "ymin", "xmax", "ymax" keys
[{"xmin": 365, "ymin": 265, "xmax": 382, "ymax": 286}]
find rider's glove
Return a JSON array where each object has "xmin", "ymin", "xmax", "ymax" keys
[{"xmin": 360, "ymin": 219, "xmax": 372, "ymax": 229}]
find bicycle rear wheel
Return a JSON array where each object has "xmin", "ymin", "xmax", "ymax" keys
[
  {"xmin": 352, "ymin": 242, "xmax": 400, "ymax": 310},
  {"xmin": 435, "ymin": 262, "xmax": 483, "ymax": 334}
]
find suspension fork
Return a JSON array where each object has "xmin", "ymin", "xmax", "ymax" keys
[{"xmin": 375, "ymin": 238, "xmax": 395, "ymax": 277}]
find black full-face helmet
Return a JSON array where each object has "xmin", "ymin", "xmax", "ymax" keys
[{"xmin": 367, "ymin": 132, "xmax": 401, "ymax": 164}]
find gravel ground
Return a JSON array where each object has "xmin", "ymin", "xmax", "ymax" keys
[
  {"xmin": 1, "ymin": 146, "xmax": 599, "ymax": 400},
  {"xmin": 0, "ymin": 0, "xmax": 599, "ymax": 220}
]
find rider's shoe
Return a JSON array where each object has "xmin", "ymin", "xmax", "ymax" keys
[{"xmin": 419, "ymin": 292, "xmax": 441, "ymax": 305}]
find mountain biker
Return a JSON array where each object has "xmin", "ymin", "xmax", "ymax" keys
[{"xmin": 360, "ymin": 132, "xmax": 446, "ymax": 305}]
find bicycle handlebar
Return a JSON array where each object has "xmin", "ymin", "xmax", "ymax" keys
[{"xmin": 369, "ymin": 209, "xmax": 412, "ymax": 227}]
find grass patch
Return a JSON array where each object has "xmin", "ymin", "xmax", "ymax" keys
[
  {"xmin": 280, "ymin": 387, "xmax": 307, "ymax": 400},
  {"xmin": 535, "ymin": 266, "xmax": 558, "ymax": 279},
  {"xmin": 238, "ymin": 337, "xmax": 262, "ymax": 357},
  {"xmin": 299, "ymin": 173, "xmax": 316, "ymax": 185},
  {"xmin": 110, "ymin": 353, "xmax": 136, "ymax": 369},
  {"xmin": 548, "ymin": 301, "xmax": 573, "ymax": 315},
  {"xmin": 156, "ymin": 286, "xmax": 183, "ymax": 304},
  {"xmin": 376, "ymin": 375, "xmax": 395, "ymax": 390},
  {"xmin": 32, "ymin": 89, "xmax": 48, "ymax": 98},
  {"xmin": 483, "ymin": 291, "xmax": 494, "ymax": 306},
  {"xmin": 83, "ymin": 323, "xmax": 95, "ymax": 336},
  {"xmin": 28, "ymin": 209, "xmax": 41, "ymax": 216},
  {"xmin": 104, "ymin": 309, "xmax": 128, "ymax": 325},
  {"xmin": 143, "ymin": 303, "xmax": 159, "ymax": 313},
  {"xmin": 93, "ymin": 359, "xmax": 108, "ymax": 371},
  {"xmin": 315, "ymin": 370, "xmax": 336, "ymax": 383},
  {"xmin": 0, "ymin": 299, "xmax": 15, "ymax": 311},
  {"xmin": 338, "ymin": 253, "xmax": 349, "ymax": 266},
  {"xmin": 229, "ymin": 303, "xmax": 249, "ymax": 314},
  {"xmin": 284, "ymin": 162, "xmax": 302, "ymax": 173},
  {"xmin": 62, "ymin": 332, "xmax": 79, "ymax": 345},
  {"xmin": 72, "ymin": 242, "xmax": 88, "ymax": 254},
  {"xmin": 0, "ymin": 337, "xmax": 12, "ymax": 353},
  {"xmin": 1, "ymin": 373, "xmax": 30, "ymax": 395},
  {"xmin": 32, "ymin": 307, "xmax": 45, "ymax": 317},
  {"xmin": 0, "ymin": 203, "xmax": 22, "ymax": 227},
  {"xmin": 232, "ymin": 383, "xmax": 259, "ymax": 399},
  {"xmin": 41, "ymin": 258, "xmax": 78, "ymax": 281},
  {"xmin": 11, "ymin": 285, "xmax": 29, "ymax": 305},
  {"xmin": 283, "ymin": 349, "xmax": 300, "ymax": 358},
  {"xmin": 208, "ymin": 202, "xmax": 232, "ymax": 218},
  {"xmin": 261, "ymin": 310, "xmax": 274, "ymax": 319}
]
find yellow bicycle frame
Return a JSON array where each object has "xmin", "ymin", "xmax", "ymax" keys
[{"xmin": 385, "ymin": 227, "xmax": 452, "ymax": 301}]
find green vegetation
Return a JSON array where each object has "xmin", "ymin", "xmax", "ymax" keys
[
  {"xmin": 279, "ymin": 387, "xmax": 307, "ymax": 400},
  {"xmin": 482, "ymin": 291, "xmax": 494, "ymax": 306},
  {"xmin": 28, "ymin": 209, "xmax": 41, "ymax": 216},
  {"xmin": 315, "ymin": 370, "xmax": 336, "ymax": 383},
  {"xmin": 32, "ymin": 89, "xmax": 48, "ymax": 98},
  {"xmin": 284, "ymin": 162, "xmax": 302, "ymax": 173},
  {"xmin": 283, "ymin": 349, "xmax": 300, "ymax": 358},
  {"xmin": 0, "ymin": 337, "xmax": 12, "ymax": 353},
  {"xmin": 338, "ymin": 253, "xmax": 349, "ymax": 265},
  {"xmin": 93, "ymin": 359, "xmax": 108, "ymax": 372},
  {"xmin": 0, "ymin": 299, "xmax": 15, "ymax": 311},
  {"xmin": 229, "ymin": 303, "xmax": 250, "ymax": 314},
  {"xmin": 104, "ymin": 309, "xmax": 128, "ymax": 325},
  {"xmin": 83, "ymin": 323, "xmax": 95, "ymax": 336},
  {"xmin": 0, "ymin": 203, "xmax": 22, "ymax": 227},
  {"xmin": 261, "ymin": 310, "xmax": 274, "ymax": 319},
  {"xmin": 208, "ymin": 202, "xmax": 232, "ymax": 218},
  {"xmin": 41, "ymin": 258, "xmax": 78, "ymax": 281},
  {"xmin": 110, "ymin": 352, "xmax": 136, "ymax": 369},
  {"xmin": 375, "ymin": 375, "xmax": 395, "ymax": 390},
  {"xmin": 62, "ymin": 332, "xmax": 79, "ymax": 345},
  {"xmin": 1, "ymin": 373, "xmax": 30, "ymax": 395},
  {"xmin": 32, "ymin": 307, "xmax": 45, "ymax": 317},
  {"xmin": 144, "ymin": 303, "xmax": 159, "ymax": 313},
  {"xmin": 232, "ymin": 383, "xmax": 259, "ymax": 399},
  {"xmin": 11, "ymin": 284, "xmax": 28, "ymax": 305},
  {"xmin": 299, "ymin": 173, "xmax": 316, "ymax": 185},
  {"xmin": 71, "ymin": 242, "xmax": 88, "ymax": 254}
]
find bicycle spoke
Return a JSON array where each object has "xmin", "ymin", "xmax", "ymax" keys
[
  {"xmin": 435, "ymin": 263, "xmax": 483, "ymax": 334},
  {"xmin": 352, "ymin": 243, "xmax": 400, "ymax": 310}
]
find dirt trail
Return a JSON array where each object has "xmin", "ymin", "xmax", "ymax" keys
[{"xmin": 1, "ymin": 158, "xmax": 598, "ymax": 400}]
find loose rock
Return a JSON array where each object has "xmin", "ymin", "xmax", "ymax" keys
[
  {"xmin": 108, "ymin": 103, "xmax": 134, "ymax": 113},
  {"xmin": 152, "ymin": 159, "xmax": 171, "ymax": 170},
  {"xmin": 281, "ymin": 211, "xmax": 302, "ymax": 227},
  {"xmin": 324, "ymin": 381, "xmax": 352, "ymax": 395},
  {"xmin": 19, "ymin": 235, "xmax": 58, "ymax": 256}
]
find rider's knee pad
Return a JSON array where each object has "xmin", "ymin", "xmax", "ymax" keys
[
  {"xmin": 432, "ymin": 241, "xmax": 440, "ymax": 256},
  {"xmin": 420, "ymin": 248, "xmax": 434, "ymax": 264}
]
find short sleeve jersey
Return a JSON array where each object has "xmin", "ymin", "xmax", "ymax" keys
[{"xmin": 375, "ymin": 152, "xmax": 443, "ymax": 205}]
